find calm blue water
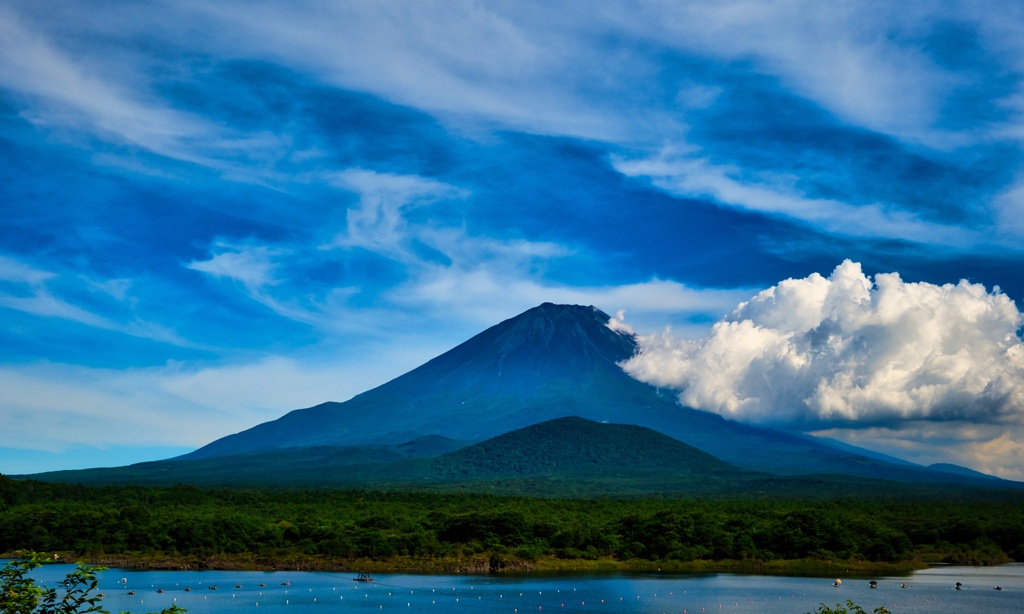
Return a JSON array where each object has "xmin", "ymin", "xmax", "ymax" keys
[{"xmin": 11, "ymin": 561, "xmax": 1024, "ymax": 614}]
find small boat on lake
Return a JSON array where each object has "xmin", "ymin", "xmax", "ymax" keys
[{"xmin": 354, "ymin": 572, "xmax": 374, "ymax": 582}]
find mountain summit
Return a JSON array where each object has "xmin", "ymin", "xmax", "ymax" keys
[
  {"xmin": 180, "ymin": 303, "xmax": 986, "ymax": 482},
  {"xmin": 384, "ymin": 302, "xmax": 638, "ymax": 398}
]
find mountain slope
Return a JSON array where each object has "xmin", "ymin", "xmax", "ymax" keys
[
  {"xmin": 176, "ymin": 303, "xmax": 1002, "ymax": 483},
  {"xmin": 928, "ymin": 463, "xmax": 1004, "ymax": 481}
]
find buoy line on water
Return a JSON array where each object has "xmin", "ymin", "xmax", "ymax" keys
[
  {"xmin": 309, "ymin": 572, "xmax": 612, "ymax": 613},
  {"xmin": 308, "ymin": 571, "xmax": 817, "ymax": 614}
]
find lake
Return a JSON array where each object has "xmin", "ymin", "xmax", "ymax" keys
[{"xmin": 12, "ymin": 562, "xmax": 1024, "ymax": 614}]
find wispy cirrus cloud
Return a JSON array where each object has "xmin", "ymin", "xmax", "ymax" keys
[
  {"xmin": 186, "ymin": 242, "xmax": 328, "ymax": 327},
  {"xmin": 621, "ymin": 1, "xmax": 961, "ymax": 145},
  {"xmin": 992, "ymin": 182, "xmax": 1024, "ymax": 241},
  {"xmin": 0, "ymin": 255, "xmax": 188, "ymax": 346},
  {"xmin": 183, "ymin": 1, "xmax": 641, "ymax": 142},
  {"xmin": 324, "ymin": 169, "xmax": 468, "ymax": 259},
  {"xmin": 187, "ymin": 243, "xmax": 283, "ymax": 293},
  {"xmin": 0, "ymin": 5, "xmax": 312, "ymax": 185},
  {"xmin": 5, "ymin": 1, "xmax": 1021, "ymax": 242},
  {"xmin": 0, "ymin": 255, "xmax": 55, "ymax": 286},
  {"xmin": 185, "ymin": 168, "xmax": 747, "ymax": 338},
  {"xmin": 0, "ymin": 8, "xmax": 210, "ymax": 158},
  {"xmin": 612, "ymin": 151, "xmax": 980, "ymax": 247}
]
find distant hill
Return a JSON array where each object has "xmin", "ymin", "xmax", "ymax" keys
[
  {"xmin": 173, "ymin": 303, "xmax": 988, "ymax": 483},
  {"xmin": 428, "ymin": 416, "xmax": 744, "ymax": 478}
]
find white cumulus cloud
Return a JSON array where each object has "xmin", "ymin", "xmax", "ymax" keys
[{"xmin": 623, "ymin": 260, "xmax": 1024, "ymax": 428}]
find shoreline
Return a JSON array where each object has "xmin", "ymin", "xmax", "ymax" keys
[{"xmin": 5, "ymin": 551, "xmax": 928, "ymax": 577}]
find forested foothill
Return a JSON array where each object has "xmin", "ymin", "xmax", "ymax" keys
[{"xmin": 2, "ymin": 475, "xmax": 1022, "ymax": 573}]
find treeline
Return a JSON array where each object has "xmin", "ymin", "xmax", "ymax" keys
[{"xmin": 2, "ymin": 475, "xmax": 1022, "ymax": 567}]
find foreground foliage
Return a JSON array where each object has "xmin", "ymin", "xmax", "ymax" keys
[
  {"xmin": 1, "ymin": 475, "xmax": 1022, "ymax": 569},
  {"xmin": 808, "ymin": 601, "xmax": 890, "ymax": 614},
  {"xmin": 0, "ymin": 556, "xmax": 184, "ymax": 614}
]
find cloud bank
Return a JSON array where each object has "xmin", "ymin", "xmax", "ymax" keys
[
  {"xmin": 618, "ymin": 256, "xmax": 1024, "ymax": 476},
  {"xmin": 621, "ymin": 261, "xmax": 1024, "ymax": 477}
]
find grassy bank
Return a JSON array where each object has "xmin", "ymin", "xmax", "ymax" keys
[{"xmin": 5, "ymin": 550, "xmax": 930, "ymax": 577}]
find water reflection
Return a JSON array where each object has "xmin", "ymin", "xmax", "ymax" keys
[{"xmin": 14, "ymin": 562, "xmax": 1024, "ymax": 614}]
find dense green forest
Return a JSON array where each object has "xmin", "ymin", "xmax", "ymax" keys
[{"xmin": 2, "ymin": 475, "xmax": 1022, "ymax": 572}]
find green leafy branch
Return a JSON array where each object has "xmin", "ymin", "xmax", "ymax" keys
[
  {"xmin": 0, "ymin": 554, "xmax": 184, "ymax": 614},
  {"xmin": 808, "ymin": 599, "xmax": 891, "ymax": 614}
]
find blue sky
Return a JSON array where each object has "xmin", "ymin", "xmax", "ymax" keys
[{"xmin": 2, "ymin": 1, "xmax": 1024, "ymax": 477}]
